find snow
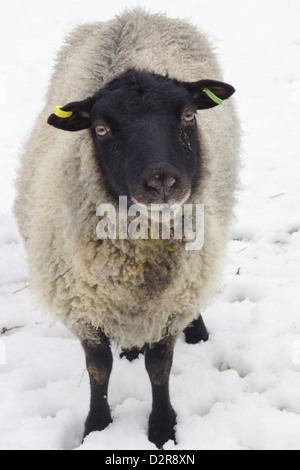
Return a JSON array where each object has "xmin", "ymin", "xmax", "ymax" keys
[{"xmin": 1, "ymin": 0, "xmax": 300, "ymax": 450}]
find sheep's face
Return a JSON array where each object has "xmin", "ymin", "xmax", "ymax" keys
[
  {"xmin": 48, "ymin": 70, "xmax": 235, "ymax": 207},
  {"xmin": 90, "ymin": 71, "xmax": 201, "ymax": 207}
]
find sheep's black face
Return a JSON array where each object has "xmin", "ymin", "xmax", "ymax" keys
[
  {"xmin": 90, "ymin": 71, "xmax": 200, "ymax": 206},
  {"xmin": 48, "ymin": 69, "xmax": 235, "ymax": 206}
]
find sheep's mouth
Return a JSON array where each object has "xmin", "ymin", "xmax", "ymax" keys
[
  {"xmin": 130, "ymin": 192, "xmax": 190, "ymax": 209},
  {"xmin": 129, "ymin": 179, "xmax": 191, "ymax": 208}
]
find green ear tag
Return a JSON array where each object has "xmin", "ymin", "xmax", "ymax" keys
[{"xmin": 203, "ymin": 88, "xmax": 224, "ymax": 105}]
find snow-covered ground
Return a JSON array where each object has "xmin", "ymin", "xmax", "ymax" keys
[{"xmin": 1, "ymin": 0, "xmax": 300, "ymax": 450}]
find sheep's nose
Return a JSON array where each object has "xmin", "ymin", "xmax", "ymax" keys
[
  {"xmin": 147, "ymin": 174, "xmax": 176, "ymax": 197},
  {"xmin": 145, "ymin": 165, "xmax": 178, "ymax": 198}
]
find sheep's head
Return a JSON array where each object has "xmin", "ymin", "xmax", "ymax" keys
[{"xmin": 48, "ymin": 69, "xmax": 234, "ymax": 206}]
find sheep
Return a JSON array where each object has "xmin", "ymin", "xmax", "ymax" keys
[{"xmin": 14, "ymin": 9, "xmax": 241, "ymax": 448}]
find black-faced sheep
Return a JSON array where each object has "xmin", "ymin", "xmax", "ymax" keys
[{"xmin": 14, "ymin": 10, "xmax": 241, "ymax": 448}]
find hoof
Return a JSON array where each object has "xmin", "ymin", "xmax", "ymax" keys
[
  {"xmin": 184, "ymin": 316, "xmax": 209, "ymax": 344},
  {"xmin": 83, "ymin": 407, "xmax": 112, "ymax": 439},
  {"xmin": 148, "ymin": 406, "xmax": 177, "ymax": 449}
]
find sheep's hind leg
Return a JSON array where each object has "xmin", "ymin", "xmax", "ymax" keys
[
  {"xmin": 145, "ymin": 335, "xmax": 177, "ymax": 449},
  {"xmin": 184, "ymin": 314, "xmax": 209, "ymax": 344},
  {"xmin": 82, "ymin": 329, "xmax": 113, "ymax": 438},
  {"xmin": 120, "ymin": 345, "xmax": 145, "ymax": 361}
]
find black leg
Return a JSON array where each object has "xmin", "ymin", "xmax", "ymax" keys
[
  {"xmin": 184, "ymin": 315, "xmax": 209, "ymax": 344},
  {"xmin": 82, "ymin": 330, "xmax": 113, "ymax": 438},
  {"xmin": 145, "ymin": 336, "xmax": 177, "ymax": 449}
]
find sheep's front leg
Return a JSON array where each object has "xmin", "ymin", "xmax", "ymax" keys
[
  {"xmin": 145, "ymin": 335, "xmax": 177, "ymax": 448},
  {"xmin": 82, "ymin": 330, "xmax": 113, "ymax": 438}
]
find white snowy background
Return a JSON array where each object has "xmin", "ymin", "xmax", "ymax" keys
[{"xmin": 1, "ymin": 0, "xmax": 300, "ymax": 450}]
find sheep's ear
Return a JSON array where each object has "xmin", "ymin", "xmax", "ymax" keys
[
  {"xmin": 47, "ymin": 97, "xmax": 95, "ymax": 131},
  {"xmin": 182, "ymin": 80, "xmax": 235, "ymax": 109}
]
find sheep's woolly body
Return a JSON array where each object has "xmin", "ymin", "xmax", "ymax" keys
[{"xmin": 15, "ymin": 10, "xmax": 241, "ymax": 349}]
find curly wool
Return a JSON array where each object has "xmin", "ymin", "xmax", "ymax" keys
[{"xmin": 14, "ymin": 9, "xmax": 241, "ymax": 349}]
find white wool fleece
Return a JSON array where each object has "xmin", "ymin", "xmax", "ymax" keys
[{"xmin": 14, "ymin": 9, "xmax": 241, "ymax": 349}]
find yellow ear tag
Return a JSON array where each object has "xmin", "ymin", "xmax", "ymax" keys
[{"xmin": 54, "ymin": 106, "xmax": 73, "ymax": 118}]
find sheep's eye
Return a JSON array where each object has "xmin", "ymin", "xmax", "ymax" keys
[
  {"xmin": 183, "ymin": 111, "xmax": 196, "ymax": 122},
  {"xmin": 95, "ymin": 124, "xmax": 110, "ymax": 136}
]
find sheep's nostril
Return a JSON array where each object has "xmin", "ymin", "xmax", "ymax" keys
[
  {"xmin": 165, "ymin": 177, "xmax": 176, "ymax": 189},
  {"xmin": 147, "ymin": 175, "xmax": 176, "ymax": 197}
]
